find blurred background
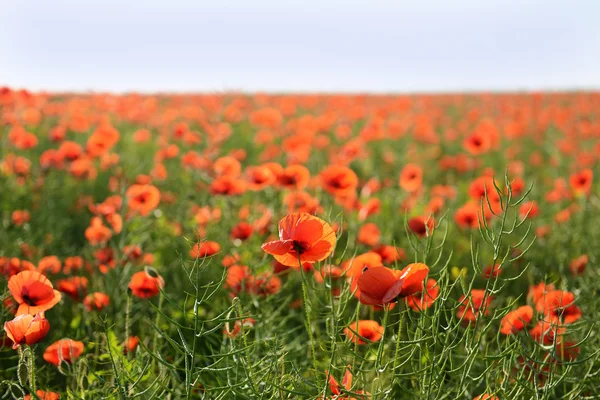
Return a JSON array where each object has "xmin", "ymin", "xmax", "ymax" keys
[{"xmin": 1, "ymin": 0, "xmax": 600, "ymax": 93}]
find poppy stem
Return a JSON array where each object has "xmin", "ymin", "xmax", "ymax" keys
[
  {"xmin": 26, "ymin": 345, "xmax": 36, "ymax": 393},
  {"xmin": 298, "ymin": 255, "xmax": 318, "ymax": 374},
  {"xmin": 125, "ymin": 292, "xmax": 131, "ymax": 358},
  {"xmin": 375, "ymin": 304, "xmax": 390, "ymax": 373}
]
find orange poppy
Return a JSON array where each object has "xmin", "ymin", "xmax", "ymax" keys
[
  {"xmin": 43, "ymin": 338, "xmax": 84, "ymax": 365},
  {"xmin": 24, "ymin": 390, "xmax": 61, "ymax": 400},
  {"xmin": 262, "ymin": 213, "xmax": 336, "ymax": 267},
  {"xmin": 57, "ymin": 277, "xmax": 89, "ymax": 301},
  {"xmin": 406, "ymin": 278, "xmax": 439, "ymax": 311},
  {"xmin": 125, "ymin": 184, "xmax": 160, "ymax": 216},
  {"xmin": 357, "ymin": 222, "xmax": 381, "ymax": 247},
  {"xmin": 569, "ymin": 169, "xmax": 593, "ymax": 196},
  {"xmin": 535, "ymin": 290, "xmax": 581, "ymax": 324},
  {"xmin": 37, "ymin": 256, "xmax": 61, "ymax": 275},
  {"xmin": 245, "ymin": 165, "xmax": 276, "ymax": 191},
  {"xmin": 399, "ymin": 163, "xmax": 423, "ymax": 193},
  {"xmin": 8, "ymin": 271, "xmax": 62, "ymax": 316},
  {"xmin": 209, "ymin": 176, "xmax": 246, "ymax": 196},
  {"xmin": 344, "ymin": 320, "xmax": 383, "ymax": 344},
  {"xmin": 278, "ymin": 165, "xmax": 310, "ymax": 190},
  {"xmin": 357, "ymin": 263, "xmax": 429, "ymax": 306},
  {"xmin": 407, "ymin": 216, "xmax": 435, "ymax": 237},
  {"xmin": 128, "ymin": 268, "xmax": 165, "ymax": 299},
  {"xmin": 320, "ymin": 165, "xmax": 358, "ymax": 196},
  {"xmin": 11, "ymin": 210, "xmax": 30, "ymax": 226},
  {"xmin": 125, "ymin": 336, "xmax": 140, "ymax": 354},
  {"xmin": 83, "ymin": 292, "xmax": 110, "ymax": 312},
  {"xmin": 500, "ymin": 305, "xmax": 533, "ymax": 335},
  {"xmin": 224, "ymin": 318, "xmax": 256, "ymax": 338},
  {"xmin": 569, "ymin": 254, "xmax": 588, "ymax": 276},
  {"xmin": 456, "ymin": 289, "xmax": 492, "ymax": 324},
  {"xmin": 3, "ymin": 312, "xmax": 50, "ymax": 349},
  {"xmin": 190, "ymin": 241, "xmax": 221, "ymax": 258}
]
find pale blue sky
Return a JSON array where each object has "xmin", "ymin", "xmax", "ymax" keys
[{"xmin": 1, "ymin": 0, "xmax": 599, "ymax": 93}]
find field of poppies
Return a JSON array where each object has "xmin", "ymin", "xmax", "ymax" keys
[{"xmin": 0, "ymin": 88, "xmax": 599, "ymax": 399}]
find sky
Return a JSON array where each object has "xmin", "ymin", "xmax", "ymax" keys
[{"xmin": 1, "ymin": 0, "xmax": 600, "ymax": 93}]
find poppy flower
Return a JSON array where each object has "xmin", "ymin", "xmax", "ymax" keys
[
  {"xmin": 209, "ymin": 176, "xmax": 246, "ymax": 196},
  {"xmin": 569, "ymin": 169, "xmax": 593, "ymax": 196},
  {"xmin": 519, "ymin": 201, "xmax": 539, "ymax": 219},
  {"xmin": 43, "ymin": 338, "xmax": 85, "ymax": 365},
  {"xmin": 245, "ymin": 165, "xmax": 276, "ymax": 190},
  {"xmin": 482, "ymin": 263, "xmax": 502, "ymax": 279},
  {"xmin": 224, "ymin": 318, "xmax": 256, "ymax": 338},
  {"xmin": 128, "ymin": 268, "xmax": 165, "ymax": 299},
  {"xmin": 226, "ymin": 265, "xmax": 251, "ymax": 294},
  {"xmin": 344, "ymin": 320, "xmax": 383, "ymax": 344},
  {"xmin": 83, "ymin": 292, "xmax": 110, "ymax": 312},
  {"xmin": 125, "ymin": 184, "xmax": 160, "ymax": 216},
  {"xmin": 527, "ymin": 282, "xmax": 555, "ymax": 304},
  {"xmin": 190, "ymin": 241, "xmax": 221, "ymax": 258},
  {"xmin": 399, "ymin": 163, "xmax": 423, "ymax": 193},
  {"xmin": 124, "ymin": 336, "xmax": 139, "ymax": 354},
  {"xmin": 454, "ymin": 202, "xmax": 484, "ymax": 229},
  {"xmin": 261, "ymin": 213, "xmax": 336, "ymax": 267},
  {"xmin": 456, "ymin": 289, "xmax": 492, "ymax": 324},
  {"xmin": 500, "ymin": 305, "xmax": 533, "ymax": 335},
  {"xmin": 37, "ymin": 256, "xmax": 61, "ymax": 275},
  {"xmin": 24, "ymin": 391, "xmax": 61, "ymax": 400},
  {"xmin": 57, "ymin": 277, "xmax": 89, "ymax": 301},
  {"xmin": 569, "ymin": 254, "xmax": 588, "ymax": 276},
  {"xmin": 473, "ymin": 395, "xmax": 499, "ymax": 400},
  {"xmin": 406, "ymin": 278, "xmax": 439, "ymax": 311},
  {"xmin": 11, "ymin": 210, "xmax": 30, "ymax": 226},
  {"xmin": 3, "ymin": 312, "xmax": 50, "ymax": 349},
  {"xmin": 247, "ymin": 273, "xmax": 282, "ymax": 296},
  {"xmin": 320, "ymin": 165, "xmax": 358, "ymax": 197},
  {"xmin": 357, "ymin": 263, "xmax": 429, "ymax": 306},
  {"xmin": 529, "ymin": 316, "xmax": 564, "ymax": 345},
  {"xmin": 278, "ymin": 164, "xmax": 310, "ymax": 190},
  {"xmin": 463, "ymin": 131, "xmax": 492, "ymax": 155},
  {"xmin": 407, "ymin": 216, "xmax": 435, "ymax": 237},
  {"xmin": 372, "ymin": 245, "xmax": 405, "ymax": 265},
  {"xmin": 231, "ymin": 222, "xmax": 254, "ymax": 241},
  {"xmin": 357, "ymin": 222, "xmax": 381, "ymax": 246},
  {"xmin": 328, "ymin": 366, "xmax": 353, "ymax": 397},
  {"xmin": 535, "ymin": 290, "xmax": 581, "ymax": 324},
  {"xmin": 8, "ymin": 271, "xmax": 62, "ymax": 315},
  {"xmin": 84, "ymin": 217, "xmax": 112, "ymax": 246}
]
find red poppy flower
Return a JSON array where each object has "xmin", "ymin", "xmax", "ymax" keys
[
  {"xmin": 344, "ymin": 320, "xmax": 383, "ymax": 344},
  {"xmin": 357, "ymin": 263, "xmax": 429, "ymax": 306},
  {"xmin": 43, "ymin": 338, "xmax": 84, "ymax": 365},
  {"xmin": 407, "ymin": 216, "xmax": 435, "ymax": 237},
  {"xmin": 500, "ymin": 305, "xmax": 533, "ymax": 335},
  {"xmin": 8, "ymin": 271, "xmax": 62, "ymax": 316},
  {"xmin": 190, "ymin": 241, "xmax": 221, "ymax": 258},
  {"xmin": 128, "ymin": 268, "xmax": 165, "ymax": 299},
  {"xmin": 569, "ymin": 254, "xmax": 588, "ymax": 276},
  {"xmin": 24, "ymin": 390, "xmax": 61, "ymax": 400},
  {"xmin": 456, "ymin": 289, "xmax": 492, "ymax": 324},
  {"xmin": 278, "ymin": 164, "xmax": 310, "ymax": 190},
  {"xmin": 3, "ymin": 312, "xmax": 50, "ymax": 349},
  {"xmin": 357, "ymin": 222, "xmax": 381, "ymax": 246},
  {"xmin": 535, "ymin": 290, "xmax": 581, "ymax": 324},
  {"xmin": 406, "ymin": 278, "xmax": 439, "ymax": 311},
  {"xmin": 262, "ymin": 213, "xmax": 336, "ymax": 267},
  {"xmin": 569, "ymin": 169, "xmax": 593, "ymax": 196},
  {"xmin": 57, "ymin": 276, "xmax": 89, "ymax": 301},
  {"xmin": 125, "ymin": 184, "xmax": 160, "ymax": 216},
  {"xmin": 224, "ymin": 318, "xmax": 256, "ymax": 338},
  {"xmin": 83, "ymin": 292, "xmax": 110, "ymax": 312},
  {"xmin": 399, "ymin": 163, "xmax": 423, "ymax": 193},
  {"xmin": 125, "ymin": 336, "xmax": 139, "ymax": 354},
  {"xmin": 320, "ymin": 165, "xmax": 358, "ymax": 197}
]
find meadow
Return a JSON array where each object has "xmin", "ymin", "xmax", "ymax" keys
[{"xmin": 0, "ymin": 88, "xmax": 598, "ymax": 399}]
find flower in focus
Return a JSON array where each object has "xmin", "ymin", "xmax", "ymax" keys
[
  {"xmin": 261, "ymin": 213, "xmax": 336, "ymax": 267},
  {"xmin": 8, "ymin": 271, "xmax": 62, "ymax": 316},
  {"xmin": 3, "ymin": 312, "xmax": 50, "ymax": 349}
]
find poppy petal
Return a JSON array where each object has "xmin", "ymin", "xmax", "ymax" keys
[{"xmin": 261, "ymin": 240, "xmax": 294, "ymax": 256}]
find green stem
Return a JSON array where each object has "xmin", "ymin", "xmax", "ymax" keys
[
  {"xmin": 26, "ymin": 346, "xmax": 36, "ymax": 393},
  {"xmin": 299, "ymin": 255, "xmax": 318, "ymax": 374}
]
